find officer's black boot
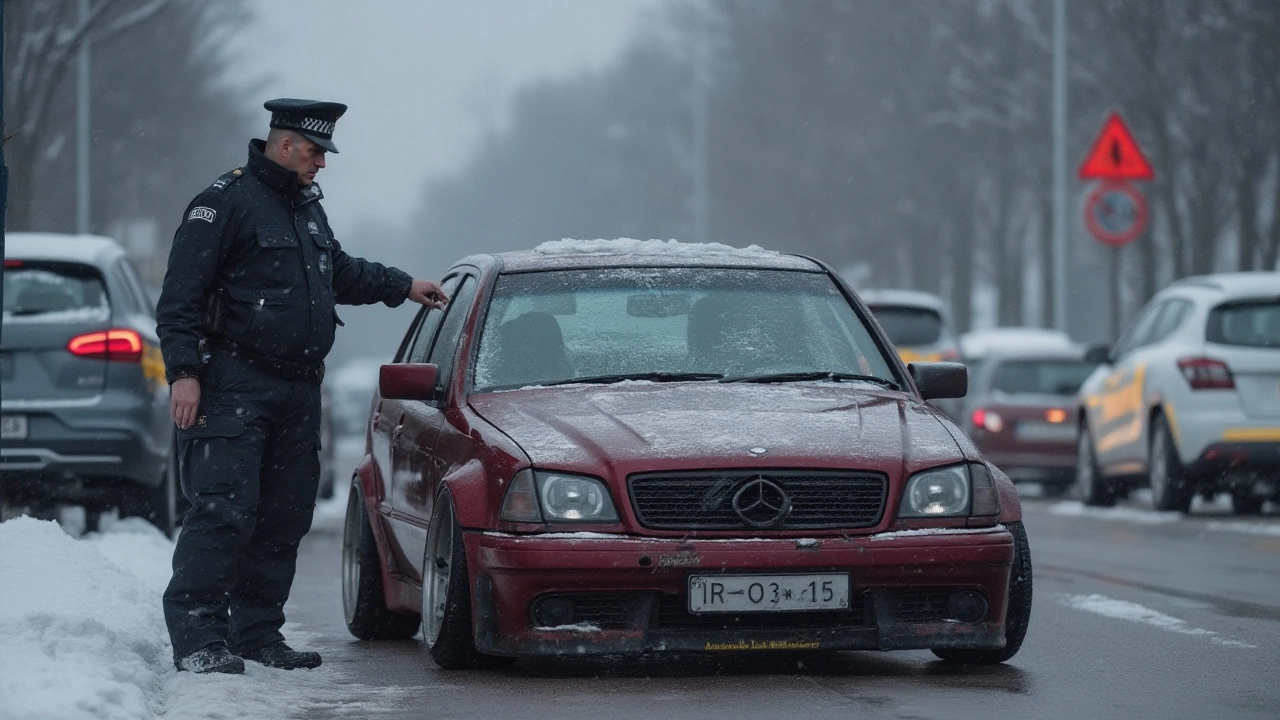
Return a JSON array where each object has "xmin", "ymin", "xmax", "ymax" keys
[
  {"xmin": 240, "ymin": 641, "xmax": 322, "ymax": 670},
  {"xmin": 175, "ymin": 642, "xmax": 245, "ymax": 674}
]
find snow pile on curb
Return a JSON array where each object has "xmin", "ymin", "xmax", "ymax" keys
[{"xmin": 0, "ymin": 516, "xmax": 174, "ymax": 720}]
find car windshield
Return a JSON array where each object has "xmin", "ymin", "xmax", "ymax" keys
[
  {"xmin": 1208, "ymin": 300, "xmax": 1280, "ymax": 349},
  {"xmin": 990, "ymin": 359, "xmax": 1097, "ymax": 396},
  {"xmin": 868, "ymin": 305, "xmax": 943, "ymax": 346},
  {"xmin": 2, "ymin": 263, "xmax": 110, "ymax": 323},
  {"xmin": 472, "ymin": 267, "xmax": 897, "ymax": 392}
]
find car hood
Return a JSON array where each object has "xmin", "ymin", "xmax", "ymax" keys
[{"xmin": 468, "ymin": 382, "xmax": 964, "ymax": 480}]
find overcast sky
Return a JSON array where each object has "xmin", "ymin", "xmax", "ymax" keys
[{"xmin": 232, "ymin": 0, "xmax": 661, "ymax": 237}]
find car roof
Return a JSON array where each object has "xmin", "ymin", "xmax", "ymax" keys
[
  {"xmin": 1165, "ymin": 272, "xmax": 1280, "ymax": 300},
  {"xmin": 981, "ymin": 347, "xmax": 1086, "ymax": 363},
  {"xmin": 454, "ymin": 239, "xmax": 824, "ymax": 274},
  {"xmin": 961, "ymin": 327, "xmax": 1078, "ymax": 358},
  {"xmin": 6, "ymin": 232, "xmax": 126, "ymax": 267},
  {"xmin": 857, "ymin": 288, "xmax": 948, "ymax": 313}
]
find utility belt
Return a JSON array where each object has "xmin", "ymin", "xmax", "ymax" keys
[{"xmin": 204, "ymin": 337, "xmax": 325, "ymax": 383}]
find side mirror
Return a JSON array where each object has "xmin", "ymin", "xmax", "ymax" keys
[
  {"xmin": 909, "ymin": 361, "xmax": 968, "ymax": 400},
  {"xmin": 1083, "ymin": 343, "xmax": 1112, "ymax": 365},
  {"xmin": 379, "ymin": 363, "xmax": 440, "ymax": 402}
]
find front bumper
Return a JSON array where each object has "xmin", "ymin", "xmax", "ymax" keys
[{"xmin": 466, "ymin": 527, "xmax": 1015, "ymax": 657}]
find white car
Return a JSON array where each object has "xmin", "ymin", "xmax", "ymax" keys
[{"xmin": 1075, "ymin": 272, "xmax": 1280, "ymax": 513}]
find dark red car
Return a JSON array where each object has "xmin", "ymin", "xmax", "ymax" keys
[
  {"xmin": 340, "ymin": 242, "xmax": 1031, "ymax": 669},
  {"xmin": 962, "ymin": 349, "xmax": 1098, "ymax": 496}
]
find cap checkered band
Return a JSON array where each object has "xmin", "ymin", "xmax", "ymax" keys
[{"xmin": 283, "ymin": 116, "xmax": 335, "ymax": 136}]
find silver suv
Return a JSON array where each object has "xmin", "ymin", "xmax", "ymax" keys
[
  {"xmin": 1075, "ymin": 272, "xmax": 1280, "ymax": 514},
  {"xmin": 2, "ymin": 233, "xmax": 178, "ymax": 534}
]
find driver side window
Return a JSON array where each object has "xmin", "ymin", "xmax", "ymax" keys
[{"xmin": 402, "ymin": 274, "xmax": 461, "ymax": 364}]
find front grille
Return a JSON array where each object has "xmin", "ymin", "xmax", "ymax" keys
[
  {"xmin": 629, "ymin": 470, "xmax": 887, "ymax": 530},
  {"xmin": 655, "ymin": 593, "xmax": 867, "ymax": 631},
  {"xmin": 887, "ymin": 590, "xmax": 950, "ymax": 623}
]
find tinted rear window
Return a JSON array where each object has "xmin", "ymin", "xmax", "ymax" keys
[
  {"xmin": 3, "ymin": 262, "xmax": 110, "ymax": 323},
  {"xmin": 1207, "ymin": 301, "xmax": 1280, "ymax": 349},
  {"xmin": 991, "ymin": 359, "xmax": 1097, "ymax": 396},
  {"xmin": 868, "ymin": 306, "xmax": 943, "ymax": 346}
]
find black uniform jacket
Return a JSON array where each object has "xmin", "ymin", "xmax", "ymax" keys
[{"xmin": 157, "ymin": 140, "xmax": 413, "ymax": 383}]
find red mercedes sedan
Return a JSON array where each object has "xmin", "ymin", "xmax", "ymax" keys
[{"xmin": 340, "ymin": 241, "xmax": 1031, "ymax": 669}]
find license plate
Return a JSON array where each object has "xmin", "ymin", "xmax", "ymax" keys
[
  {"xmin": 1015, "ymin": 421, "xmax": 1076, "ymax": 442},
  {"xmin": 689, "ymin": 573, "xmax": 849, "ymax": 613},
  {"xmin": 1, "ymin": 414, "xmax": 28, "ymax": 440}
]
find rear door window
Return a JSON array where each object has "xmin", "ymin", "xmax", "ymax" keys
[
  {"xmin": 3, "ymin": 262, "xmax": 110, "ymax": 323},
  {"xmin": 1208, "ymin": 301, "xmax": 1280, "ymax": 348},
  {"xmin": 869, "ymin": 306, "xmax": 942, "ymax": 346}
]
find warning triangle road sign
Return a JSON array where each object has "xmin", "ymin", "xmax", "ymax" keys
[{"xmin": 1078, "ymin": 111, "xmax": 1155, "ymax": 181}]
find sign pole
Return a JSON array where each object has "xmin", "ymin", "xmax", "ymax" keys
[
  {"xmin": 1051, "ymin": 0, "xmax": 1068, "ymax": 334},
  {"xmin": 1109, "ymin": 246, "xmax": 1122, "ymax": 339}
]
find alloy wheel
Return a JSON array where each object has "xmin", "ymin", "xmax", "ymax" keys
[
  {"xmin": 341, "ymin": 486, "xmax": 362, "ymax": 626},
  {"xmin": 422, "ymin": 500, "xmax": 454, "ymax": 645}
]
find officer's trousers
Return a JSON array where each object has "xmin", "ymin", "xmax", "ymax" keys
[{"xmin": 163, "ymin": 350, "xmax": 322, "ymax": 662}]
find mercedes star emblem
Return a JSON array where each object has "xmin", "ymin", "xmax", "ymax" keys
[{"xmin": 731, "ymin": 477, "xmax": 792, "ymax": 528}]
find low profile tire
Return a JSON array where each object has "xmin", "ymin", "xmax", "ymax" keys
[
  {"xmin": 343, "ymin": 482, "xmax": 421, "ymax": 640},
  {"xmin": 933, "ymin": 521, "xmax": 1033, "ymax": 665},
  {"xmin": 1149, "ymin": 415, "xmax": 1193, "ymax": 513},
  {"xmin": 1231, "ymin": 491, "xmax": 1264, "ymax": 516},
  {"xmin": 1074, "ymin": 426, "xmax": 1115, "ymax": 507},
  {"xmin": 422, "ymin": 490, "xmax": 514, "ymax": 670}
]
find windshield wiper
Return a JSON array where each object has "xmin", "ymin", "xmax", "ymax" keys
[
  {"xmin": 719, "ymin": 371, "xmax": 900, "ymax": 390},
  {"xmin": 541, "ymin": 372, "xmax": 725, "ymax": 387}
]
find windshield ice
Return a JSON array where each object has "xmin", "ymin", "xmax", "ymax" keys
[{"xmin": 472, "ymin": 268, "xmax": 897, "ymax": 392}]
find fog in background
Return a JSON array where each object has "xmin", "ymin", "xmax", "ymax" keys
[{"xmin": 6, "ymin": 0, "xmax": 1280, "ymax": 370}]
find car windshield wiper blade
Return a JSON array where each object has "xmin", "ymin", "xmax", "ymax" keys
[
  {"xmin": 541, "ymin": 372, "xmax": 725, "ymax": 387},
  {"xmin": 719, "ymin": 371, "xmax": 900, "ymax": 390}
]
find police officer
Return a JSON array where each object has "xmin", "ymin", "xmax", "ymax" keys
[{"xmin": 157, "ymin": 99, "xmax": 447, "ymax": 674}]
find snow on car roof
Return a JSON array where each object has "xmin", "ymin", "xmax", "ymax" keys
[
  {"xmin": 960, "ymin": 327, "xmax": 1080, "ymax": 359},
  {"xmin": 857, "ymin": 288, "xmax": 949, "ymax": 313},
  {"xmin": 1166, "ymin": 271, "xmax": 1280, "ymax": 300},
  {"xmin": 5, "ymin": 232, "xmax": 126, "ymax": 266},
  {"xmin": 492, "ymin": 238, "xmax": 823, "ymax": 273}
]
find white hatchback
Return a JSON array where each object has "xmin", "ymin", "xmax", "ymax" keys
[{"xmin": 1075, "ymin": 272, "xmax": 1280, "ymax": 514}]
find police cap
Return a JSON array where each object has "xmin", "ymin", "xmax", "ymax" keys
[{"xmin": 264, "ymin": 98, "xmax": 348, "ymax": 153}]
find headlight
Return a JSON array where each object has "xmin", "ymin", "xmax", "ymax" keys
[
  {"xmin": 538, "ymin": 472, "xmax": 618, "ymax": 522},
  {"xmin": 897, "ymin": 463, "xmax": 1002, "ymax": 518},
  {"xmin": 499, "ymin": 469, "xmax": 619, "ymax": 523},
  {"xmin": 899, "ymin": 465, "xmax": 971, "ymax": 517}
]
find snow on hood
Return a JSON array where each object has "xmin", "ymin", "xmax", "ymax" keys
[
  {"xmin": 535, "ymin": 238, "xmax": 778, "ymax": 257},
  {"xmin": 469, "ymin": 382, "xmax": 964, "ymax": 479}
]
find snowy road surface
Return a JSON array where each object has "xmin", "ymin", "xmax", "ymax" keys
[{"xmin": 2, "ymin": 483, "xmax": 1279, "ymax": 719}]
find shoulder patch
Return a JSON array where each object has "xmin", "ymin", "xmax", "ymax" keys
[
  {"xmin": 187, "ymin": 206, "xmax": 217, "ymax": 223},
  {"xmin": 208, "ymin": 167, "xmax": 245, "ymax": 193}
]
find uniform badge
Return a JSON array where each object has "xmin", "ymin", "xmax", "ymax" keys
[
  {"xmin": 318, "ymin": 253, "xmax": 328, "ymax": 275},
  {"xmin": 307, "ymin": 221, "xmax": 320, "ymax": 234},
  {"xmin": 187, "ymin": 206, "xmax": 217, "ymax": 223}
]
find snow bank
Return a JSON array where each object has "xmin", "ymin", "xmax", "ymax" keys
[
  {"xmin": 0, "ymin": 516, "xmax": 172, "ymax": 720},
  {"xmin": 535, "ymin": 238, "xmax": 776, "ymax": 257},
  {"xmin": 0, "ymin": 510, "xmax": 417, "ymax": 720},
  {"xmin": 1060, "ymin": 593, "xmax": 1255, "ymax": 648}
]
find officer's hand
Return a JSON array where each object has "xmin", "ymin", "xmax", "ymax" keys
[
  {"xmin": 170, "ymin": 377, "xmax": 201, "ymax": 430},
  {"xmin": 408, "ymin": 279, "xmax": 448, "ymax": 310}
]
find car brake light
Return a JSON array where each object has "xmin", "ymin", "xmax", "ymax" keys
[
  {"xmin": 1045, "ymin": 408, "xmax": 1069, "ymax": 424},
  {"xmin": 4, "ymin": 260, "xmax": 22, "ymax": 268},
  {"xmin": 972, "ymin": 408, "xmax": 1003, "ymax": 433},
  {"xmin": 1177, "ymin": 357, "xmax": 1234, "ymax": 390},
  {"xmin": 67, "ymin": 329, "xmax": 144, "ymax": 362}
]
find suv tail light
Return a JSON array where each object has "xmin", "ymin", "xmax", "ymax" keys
[
  {"xmin": 1177, "ymin": 357, "xmax": 1234, "ymax": 390},
  {"xmin": 67, "ymin": 329, "xmax": 144, "ymax": 362},
  {"xmin": 972, "ymin": 408, "xmax": 1004, "ymax": 433}
]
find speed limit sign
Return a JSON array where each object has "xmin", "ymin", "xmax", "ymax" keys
[{"xmin": 1083, "ymin": 181, "xmax": 1149, "ymax": 248}]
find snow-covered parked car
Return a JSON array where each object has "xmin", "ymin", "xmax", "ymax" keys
[
  {"xmin": 341, "ymin": 239, "xmax": 1031, "ymax": 668},
  {"xmin": 1076, "ymin": 272, "xmax": 1280, "ymax": 513}
]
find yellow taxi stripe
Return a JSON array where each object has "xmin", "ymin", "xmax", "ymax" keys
[{"xmin": 1221, "ymin": 428, "xmax": 1280, "ymax": 443}]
